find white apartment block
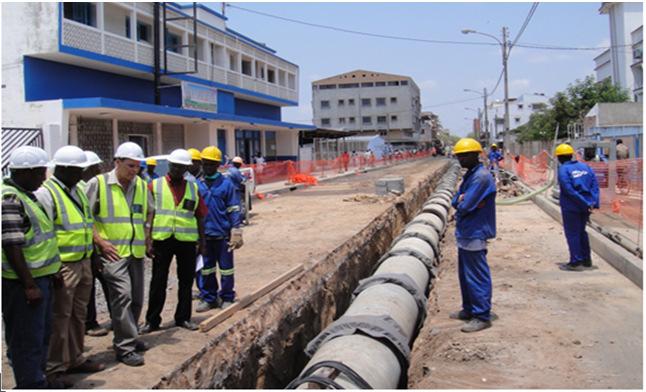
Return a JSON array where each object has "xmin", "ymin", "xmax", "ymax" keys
[
  {"xmin": 594, "ymin": 2, "xmax": 643, "ymax": 102},
  {"xmin": 485, "ymin": 93, "xmax": 549, "ymax": 140},
  {"xmin": 311, "ymin": 70, "xmax": 422, "ymax": 146}
]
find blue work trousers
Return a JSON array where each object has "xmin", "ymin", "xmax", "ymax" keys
[
  {"xmin": 561, "ymin": 210, "xmax": 591, "ymax": 264},
  {"xmin": 2, "ymin": 276, "xmax": 53, "ymax": 388},
  {"xmin": 197, "ymin": 239, "xmax": 236, "ymax": 303},
  {"xmin": 457, "ymin": 248, "xmax": 492, "ymax": 321}
]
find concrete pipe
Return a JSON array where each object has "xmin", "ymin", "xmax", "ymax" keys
[
  {"xmin": 298, "ymin": 334, "xmax": 401, "ymax": 389},
  {"xmin": 374, "ymin": 255, "xmax": 430, "ymax": 295},
  {"xmin": 421, "ymin": 203, "xmax": 448, "ymax": 225},
  {"xmin": 428, "ymin": 192, "xmax": 452, "ymax": 204},
  {"xmin": 409, "ymin": 213, "xmax": 445, "ymax": 235},
  {"xmin": 434, "ymin": 189, "xmax": 454, "ymax": 199},
  {"xmin": 391, "ymin": 237, "xmax": 436, "ymax": 263},
  {"xmin": 402, "ymin": 223, "xmax": 440, "ymax": 256},
  {"xmin": 424, "ymin": 197, "xmax": 451, "ymax": 212}
]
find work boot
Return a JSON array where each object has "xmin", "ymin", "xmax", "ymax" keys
[
  {"xmin": 117, "ymin": 352, "xmax": 144, "ymax": 367},
  {"xmin": 139, "ymin": 323, "xmax": 159, "ymax": 335},
  {"xmin": 195, "ymin": 300, "xmax": 219, "ymax": 313},
  {"xmin": 559, "ymin": 263, "xmax": 585, "ymax": 271},
  {"xmin": 461, "ymin": 318, "xmax": 492, "ymax": 333},
  {"xmin": 582, "ymin": 259, "xmax": 593, "ymax": 268},
  {"xmin": 176, "ymin": 320, "xmax": 199, "ymax": 331},
  {"xmin": 85, "ymin": 325, "xmax": 109, "ymax": 337},
  {"xmin": 67, "ymin": 359, "xmax": 105, "ymax": 374},
  {"xmin": 221, "ymin": 300, "xmax": 235, "ymax": 310},
  {"xmin": 449, "ymin": 310, "xmax": 472, "ymax": 321},
  {"xmin": 135, "ymin": 340, "xmax": 149, "ymax": 352}
]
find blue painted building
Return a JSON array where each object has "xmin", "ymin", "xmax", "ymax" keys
[{"xmin": 2, "ymin": 2, "xmax": 314, "ymax": 164}]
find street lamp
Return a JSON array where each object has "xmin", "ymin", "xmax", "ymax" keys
[{"xmin": 462, "ymin": 27, "xmax": 510, "ymax": 147}]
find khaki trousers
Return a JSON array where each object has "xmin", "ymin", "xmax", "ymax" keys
[{"xmin": 46, "ymin": 259, "xmax": 93, "ymax": 374}]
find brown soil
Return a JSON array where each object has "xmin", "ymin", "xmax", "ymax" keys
[
  {"xmin": 408, "ymin": 201, "xmax": 643, "ymax": 389},
  {"xmin": 2, "ymin": 158, "xmax": 446, "ymax": 389}
]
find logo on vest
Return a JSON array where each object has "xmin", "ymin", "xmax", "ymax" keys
[{"xmin": 571, "ymin": 170, "xmax": 588, "ymax": 179}]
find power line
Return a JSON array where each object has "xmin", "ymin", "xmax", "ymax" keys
[
  {"xmin": 510, "ymin": 2, "xmax": 539, "ymax": 52},
  {"xmin": 227, "ymin": 3, "xmax": 632, "ymax": 52},
  {"xmin": 423, "ymin": 97, "xmax": 483, "ymax": 109}
]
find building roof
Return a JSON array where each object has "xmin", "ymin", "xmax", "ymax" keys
[{"xmin": 312, "ymin": 70, "xmax": 413, "ymax": 85}]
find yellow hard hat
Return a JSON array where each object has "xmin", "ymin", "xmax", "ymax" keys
[
  {"xmin": 554, "ymin": 143, "xmax": 575, "ymax": 156},
  {"xmin": 201, "ymin": 146, "xmax": 222, "ymax": 162},
  {"xmin": 146, "ymin": 158, "xmax": 157, "ymax": 166},
  {"xmin": 491, "ymin": 143, "xmax": 497, "ymax": 148},
  {"xmin": 187, "ymin": 148, "xmax": 202, "ymax": 161},
  {"xmin": 453, "ymin": 138, "xmax": 483, "ymax": 155}
]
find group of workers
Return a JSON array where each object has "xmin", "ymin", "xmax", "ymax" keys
[
  {"xmin": 2, "ymin": 142, "xmax": 246, "ymax": 388},
  {"xmin": 450, "ymin": 137, "xmax": 599, "ymax": 333}
]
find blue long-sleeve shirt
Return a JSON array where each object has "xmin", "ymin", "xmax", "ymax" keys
[
  {"xmin": 452, "ymin": 163, "xmax": 497, "ymax": 241},
  {"xmin": 227, "ymin": 166, "xmax": 246, "ymax": 192},
  {"xmin": 197, "ymin": 174, "xmax": 241, "ymax": 238},
  {"xmin": 558, "ymin": 160, "xmax": 600, "ymax": 213},
  {"xmin": 488, "ymin": 150, "xmax": 503, "ymax": 169}
]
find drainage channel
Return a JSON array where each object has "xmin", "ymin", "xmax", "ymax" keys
[{"xmin": 153, "ymin": 160, "xmax": 454, "ymax": 389}]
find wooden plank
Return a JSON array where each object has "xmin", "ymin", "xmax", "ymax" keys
[{"xmin": 199, "ymin": 264, "xmax": 304, "ymax": 332}]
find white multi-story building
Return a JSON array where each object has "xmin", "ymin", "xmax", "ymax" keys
[
  {"xmin": 2, "ymin": 2, "xmax": 312, "ymax": 167},
  {"xmin": 594, "ymin": 2, "xmax": 643, "ymax": 102},
  {"xmin": 311, "ymin": 70, "xmax": 422, "ymax": 146},
  {"xmin": 484, "ymin": 93, "xmax": 549, "ymax": 141}
]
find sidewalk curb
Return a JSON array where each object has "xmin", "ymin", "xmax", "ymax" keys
[
  {"xmin": 253, "ymin": 157, "xmax": 442, "ymax": 200},
  {"xmin": 532, "ymin": 193, "xmax": 643, "ymax": 289}
]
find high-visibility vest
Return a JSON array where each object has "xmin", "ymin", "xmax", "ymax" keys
[
  {"xmin": 94, "ymin": 174, "xmax": 148, "ymax": 259},
  {"xmin": 1, "ymin": 183, "xmax": 61, "ymax": 279},
  {"xmin": 151, "ymin": 177, "xmax": 199, "ymax": 242},
  {"xmin": 43, "ymin": 179, "xmax": 94, "ymax": 262}
]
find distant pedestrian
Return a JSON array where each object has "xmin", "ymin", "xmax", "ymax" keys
[
  {"xmin": 616, "ymin": 139, "xmax": 629, "ymax": 160},
  {"xmin": 341, "ymin": 151, "xmax": 350, "ymax": 172},
  {"xmin": 253, "ymin": 152, "xmax": 265, "ymax": 175},
  {"xmin": 554, "ymin": 144, "xmax": 600, "ymax": 271},
  {"xmin": 450, "ymin": 138, "xmax": 496, "ymax": 333},
  {"xmin": 185, "ymin": 148, "xmax": 203, "ymax": 182},
  {"xmin": 143, "ymin": 158, "xmax": 159, "ymax": 183}
]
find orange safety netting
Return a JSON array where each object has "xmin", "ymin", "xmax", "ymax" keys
[{"xmin": 505, "ymin": 151, "xmax": 643, "ymax": 228}]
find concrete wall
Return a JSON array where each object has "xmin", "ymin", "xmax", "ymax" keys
[
  {"xmin": 275, "ymin": 130, "xmax": 298, "ymax": 157},
  {"xmin": 161, "ymin": 124, "xmax": 185, "ymax": 154},
  {"xmin": 598, "ymin": 102, "xmax": 643, "ymax": 126}
]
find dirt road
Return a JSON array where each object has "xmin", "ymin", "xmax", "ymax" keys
[
  {"xmin": 408, "ymin": 201, "xmax": 643, "ymax": 389},
  {"xmin": 2, "ymin": 157, "xmax": 445, "ymax": 389}
]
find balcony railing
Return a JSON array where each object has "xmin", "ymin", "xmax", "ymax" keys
[{"xmin": 61, "ymin": 18, "xmax": 298, "ymax": 103}]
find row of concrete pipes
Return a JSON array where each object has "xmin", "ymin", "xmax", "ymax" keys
[{"xmin": 287, "ymin": 163, "xmax": 462, "ymax": 389}]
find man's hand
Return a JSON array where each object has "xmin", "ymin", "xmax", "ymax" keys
[
  {"xmin": 197, "ymin": 240, "xmax": 207, "ymax": 257},
  {"xmin": 24, "ymin": 284, "xmax": 43, "ymax": 307},
  {"xmin": 97, "ymin": 238, "xmax": 120, "ymax": 262},
  {"xmin": 228, "ymin": 228, "xmax": 244, "ymax": 252},
  {"xmin": 458, "ymin": 194, "xmax": 465, "ymax": 203},
  {"xmin": 146, "ymin": 237, "xmax": 153, "ymax": 259}
]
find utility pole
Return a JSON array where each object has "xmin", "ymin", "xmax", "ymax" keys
[
  {"xmin": 483, "ymin": 87, "xmax": 490, "ymax": 146},
  {"xmin": 502, "ymin": 26, "xmax": 510, "ymax": 148},
  {"xmin": 153, "ymin": 2, "xmax": 161, "ymax": 105},
  {"xmin": 221, "ymin": 2, "xmax": 226, "ymax": 16}
]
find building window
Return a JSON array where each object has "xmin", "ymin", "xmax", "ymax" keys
[
  {"xmin": 376, "ymin": 97, "xmax": 386, "ymax": 106},
  {"xmin": 165, "ymin": 31, "xmax": 181, "ymax": 54},
  {"xmin": 391, "ymin": 115, "xmax": 398, "ymax": 122},
  {"xmin": 361, "ymin": 82, "xmax": 374, "ymax": 87},
  {"xmin": 321, "ymin": 118, "xmax": 331, "ymax": 126},
  {"xmin": 377, "ymin": 116, "xmax": 387, "ymax": 124},
  {"xmin": 125, "ymin": 16, "xmax": 131, "ymax": 38},
  {"xmin": 390, "ymin": 97, "xmax": 397, "ymax": 104},
  {"xmin": 137, "ymin": 22, "xmax": 151, "ymax": 43},
  {"xmin": 348, "ymin": 99, "xmax": 355, "ymax": 106},
  {"xmin": 321, "ymin": 100, "xmax": 330, "ymax": 109},
  {"xmin": 349, "ymin": 117, "xmax": 356, "ymax": 124},
  {"xmin": 319, "ymin": 84, "xmax": 336, "ymax": 90},
  {"xmin": 518, "ymin": 104, "xmax": 523, "ymax": 109},
  {"xmin": 229, "ymin": 53, "xmax": 238, "ymax": 71},
  {"xmin": 515, "ymin": 117, "xmax": 521, "ymax": 123},
  {"xmin": 338, "ymin": 99, "xmax": 345, "ymax": 107},
  {"xmin": 361, "ymin": 98, "xmax": 371, "ymax": 107},
  {"xmin": 64, "ymin": 2, "xmax": 96, "ymax": 27},
  {"xmin": 375, "ymin": 81, "xmax": 386, "ymax": 87},
  {"xmin": 339, "ymin": 118, "xmax": 346, "ymax": 125},
  {"xmin": 339, "ymin": 83, "xmax": 359, "ymax": 89},
  {"xmin": 267, "ymin": 69, "xmax": 276, "ymax": 83},
  {"xmin": 400, "ymin": 80, "xmax": 409, "ymax": 86},
  {"xmin": 387, "ymin": 81, "xmax": 399, "ymax": 86},
  {"xmin": 362, "ymin": 116, "xmax": 372, "ymax": 124},
  {"xmin": 241, "ymin": 59, "xmax": 252, "ymax": 76}
]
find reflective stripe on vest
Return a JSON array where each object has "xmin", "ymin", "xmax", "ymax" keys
[
  {"xmin": 94, "ymin": 174, "xmax": 148, "ymax": 259},
  {"xmin": 151, "ymin": 178, "xmax": 199, "ymax": 242},
  {"xmin": 44, "ymin": 179, "xmax": 94, "ymax": 262},
  {"xmin": 1, "ymin": 184, "xmax": 61, "ymax": 279}
]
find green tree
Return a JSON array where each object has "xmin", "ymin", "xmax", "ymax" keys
[{"xmin": 513, "ymin": 75, "xmax": 630, "ymax": 141}]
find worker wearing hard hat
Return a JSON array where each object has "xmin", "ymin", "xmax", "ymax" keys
[
  {"xmin": 85, "ymin": 142, "xmax": 154, "ymax": 367},
  {"xmin": 487, "ymin": 144, "xmax": 503, "ymax": 176},
  {"xmin": 554, "ymin": 144, "xmax": 600, "ymax": 271},
  {"xmin": 33, "ymin": 146, "xmax": 105, "ymax": 379},
  {"xmin": 2, "ymin": 146, "xmax": 63, "ymax": 388},
  {"xmin": 450, "ymin": 138, "xmax": 497, "ymax": 333},
  {"xmin": 143, "ymin": 158, "xmax": 159, "ymax": 183},
  {"xmin": 81, "ymin": 151, "xmax": 111, "ymax": 338},
  {"xmin": 195, "ymin": 146, "xmax": 243, "ymax": 312},
  {"xmin": 140, "ymin": 149, "xmax": 208, "ymax": 334},
  {"xmin": 227, "ymin": 156, "xmax": 247, "ymax": 219},
  {"xmin": 184, "ymin": 148, "xmax": 203, "ymax": 182}
]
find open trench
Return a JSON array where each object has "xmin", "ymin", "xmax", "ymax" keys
[{"xmin": 153, "ymin": 160, "xmax": 452, "ymax": 389}]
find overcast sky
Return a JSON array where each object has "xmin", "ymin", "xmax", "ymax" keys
[{"xmin": 219, "ymin": 2, "xmax": 621, "ymax": 136}]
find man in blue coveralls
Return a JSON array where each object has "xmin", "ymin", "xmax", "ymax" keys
[
  {"xmin": 554, "ymin": 143, "xmax": 600, "ymax": 271},
  {"xmin": 450, "ymin": 138, "xmax": 497, "ymax": 333},
  {"xmin": 487, "ymin": 144, "xmax": 503, "ymax": 177},
  {"xmin": 195, "ymin": 146, "xmax": 244, "ymax": 312}
]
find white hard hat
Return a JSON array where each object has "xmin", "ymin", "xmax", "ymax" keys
[
  {"xmin": 84, "ymin": 150, "xmax": 103, "ymax": 166},
  {"xmin": 8, "ymin": 146, "xmax": 50, "ymax": 169},
  {"xmin": 52, "ymin": 145, "xmax": 89, "ymax": 168},
  {"xmin": 114, "ymin": 142, "xmax": 144, "ymax": 161},
  {"xmin": 232, "ymin": 156, "xmax": 244, "ymax": 164},
  {"xmin": 167, "ymin": 149, "xmax": 192, "ymax": 166}
]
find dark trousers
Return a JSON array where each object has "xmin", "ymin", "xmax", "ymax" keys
[
  {"xmin": 561, "ymin": 210, "xmax": 592, "ymax": 264},
  {"xmin": 86, "ymin": 253, "xmax": 111, "ymax": 328},
  {"xmin": 458, "ymin": 248, "xmax": 492, "ymax": 321},
  {"xmin": 146, "ymin": 237, "xmax": 197, "ymax": 327},
  {"xmin": 2, "ymin": 276, "xmax": 53, "ymax": 388},
  {"xmin": 197, "ymin": 239, "xmax": 235, "ymax": 303}
]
